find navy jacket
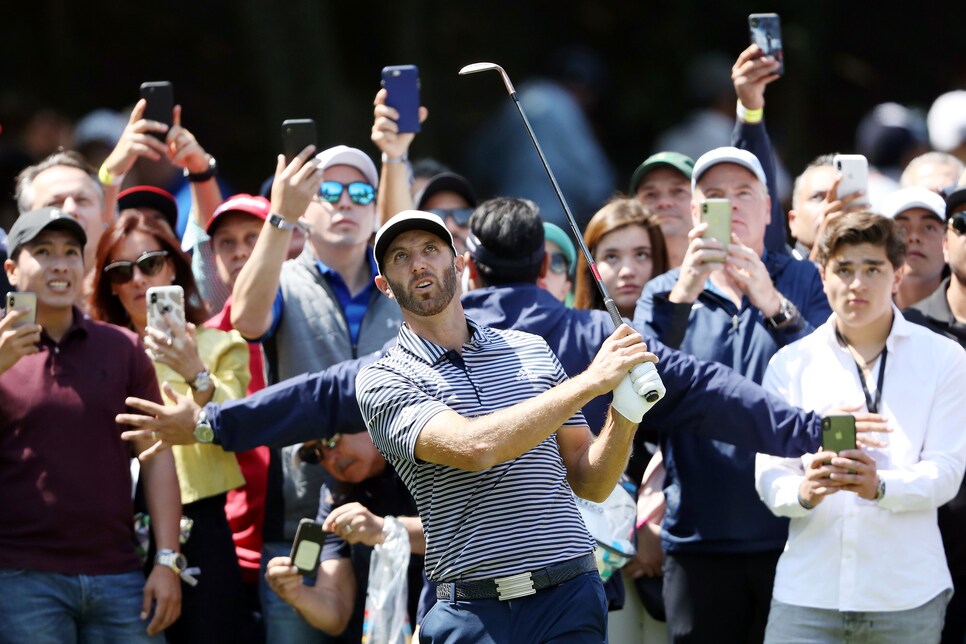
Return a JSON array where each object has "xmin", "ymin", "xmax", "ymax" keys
[{"xmin": 209, "ymin": 284, "xmax": 824, "ymax": 464}]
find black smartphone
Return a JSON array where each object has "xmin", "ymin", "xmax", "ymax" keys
[
  {"xmin": 290, "ymin": 518, "xmax": 326, "ymax": 576},
  {"xmin": 748, "ymin": 13, "xmax": 784, "ymax": 76},
  {"xmin": 822, "ymin": 415, "xmax": 857, "ymax": 453},
  {"xmin": 381, "ymin": 65, "xmax": 421, "ymax": 133},
  {"xmin": 139, "ymin": 81, "xmax": 174, "ymax": 140},
  {"xmin": 281, "ymin": 119, "xmax": 318, "ymax": 163}
]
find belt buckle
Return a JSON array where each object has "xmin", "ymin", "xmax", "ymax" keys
[{"xmin": 494, "ymin": 571, "xmax": 536, "ymax": 601}]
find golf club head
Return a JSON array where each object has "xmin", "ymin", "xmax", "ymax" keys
[{"xmin": 458, "ymin": 62, "xmax": 516, "ymax": 95}]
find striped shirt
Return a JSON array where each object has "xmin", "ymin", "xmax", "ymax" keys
[{"xmin": 356, "ymin": 316, "xmax": 595, "ymax": 582}]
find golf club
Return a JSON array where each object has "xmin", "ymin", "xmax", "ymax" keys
[{"xmin": 459, "ymin": 62, "xmax": 665, "ymax": 404}]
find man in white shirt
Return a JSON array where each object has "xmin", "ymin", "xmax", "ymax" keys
[{"xmin": 755, "ymin": 211, "xmax": 966, "ymax": 643}]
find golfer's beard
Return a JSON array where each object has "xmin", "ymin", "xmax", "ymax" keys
[{"xmin": 390, "ymin": 264, "xmax": 459, "ymax": 317}]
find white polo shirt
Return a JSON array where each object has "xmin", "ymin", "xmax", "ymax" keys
[{"xmin": 755, "ymin": 309, "xmax": 966, "ymax": 611}]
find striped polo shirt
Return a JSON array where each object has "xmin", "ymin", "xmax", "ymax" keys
[{"xmin": 357, "ymin": 316, "xmax": 595, "ymax": 582}]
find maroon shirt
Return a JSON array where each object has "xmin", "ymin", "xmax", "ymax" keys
[{"xmin": 0, "ymin": 308, "xmax": 162, "ymax": 574}]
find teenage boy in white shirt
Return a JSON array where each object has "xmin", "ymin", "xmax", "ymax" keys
[{"xmin": 755, "ymin": 211, "xmax": 966, "ymax": 643}]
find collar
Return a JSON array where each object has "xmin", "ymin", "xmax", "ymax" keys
[
  {"xmin": 395, "ymin": 316, "xmax": 486, "ymax": 366},
  {"xmin": 907, "ymin": 277, "xmax": 954, "ymax": 323},
  {"xmin": 823, "ymin": 305, "xmax": 913, "ymax": 355},
  {"xmin": 314, "ymin": 247, "xmax": 378, "ymax": 280},
  {"xmin": 40, "ymin": 306, "xmax": 91, "ymax": 345}
]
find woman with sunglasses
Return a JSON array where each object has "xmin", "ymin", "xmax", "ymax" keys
[
  {"xmin": 89, "ymin": 211, "xmax": 250, "ymax": 643},
  {"xmin": 574, "ymin": 197, "xmax": 670, "ymax": 318}
]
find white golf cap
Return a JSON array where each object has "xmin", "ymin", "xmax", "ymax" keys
[
  {"xmin": 927, "ymin": 90, "xmax": 966, "ymax": 153},
  {"xmin": 691, "ymin": 146, "xmax": 768, "ymax": 191},
  {"xmin": 315, "ymin": 145, "xmax": 379, "ymax": 188},
  {"xmin": 373, "ymin": 210, "xmax": 458, "ymax": 274},
  {"xmin": 878, "ymin": 186, "xmax": 947, "ymax": 221}
]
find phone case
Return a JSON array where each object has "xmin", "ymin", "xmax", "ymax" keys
[
  {"xmin": 290, "ymin": 519, "xmax": 326, "ymax": 576},
  {"xmin": 748, "ymin": 13, "xmax": 784, "ymax": 75},
  {"xmin": 381, "ymin": 65, "xmax": 421, "ymax": 133},
  {"xmin": 833, "ymin": 154, "xmax": 871, "ymax": 207},
  {"xmin": 701, "ymin": 199, "xmax": 731, "ymax": 261},
  {"xmin": 281, "ymin": 119, "xmax": 318, "ymax": 162},
  {"xmin": 146, "ymin": 285, "xmax": 186, "ymax": 338},
  {"xmin": 140, "ymin": 81, "xmax": 174, "ymax": 140},
  {"xmin": 5, "ymin": 292, "xmax": 37, "ymax": 328},
  {"xmin": 821, "ymin": 415, "xmax": 857, "ymax": 453}
]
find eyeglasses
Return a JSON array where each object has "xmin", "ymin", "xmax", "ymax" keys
[
  {"xmin": 949, "ymin": 212, "xmax": 966, "ymax": 236},
  {"xmin": 296, "ymin": 434, "xmax": 343, "ymax": 465},
  {"xmin": 103, "ymin": 250, "xmax": 169, "ymax": 285},
  {"xmin": 429, "ymin": 208, "xmax": 473, "ymax": 227},
  {"xmin": 548, "ymin": 252, "xmax": 571, "ymax": 276},
  {"xmin": 319, "ymin": 181, "xmax": 376, "ymax": 206}
]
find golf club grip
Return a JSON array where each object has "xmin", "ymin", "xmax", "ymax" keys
[{"xmin": 603, "ymin": 298, "xmax": 664, "ymax": 403}]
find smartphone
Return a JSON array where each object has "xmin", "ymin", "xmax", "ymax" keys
[
  {"xmin": 5, "ymin": 292, "xmax": 37, "ymax": 328},
  {"xmin": 701, "ymin": 198, "xmax": 732, "ymax": 261},
  {"xmin": 832, "ymin": 154, "xmax": 871, "ymax": 208},
  {"xmin": 822, "ymin": 415, "xmax": 857, "ymax": 453},
  {"xmin": 290, "ymin": 518, "xmax": 326, "ymax": 576},
  {"xmin": 139, "ymin": 81, "xmax": 174, "ymax": 141},
  {"xmin": 281, "ymin": 119, "xmax": 318, "ymax": 163},
  {"xmin": 146, "ymin": 285, "xmax": 186, "ymax": 338},
  {"xmin": 748, "ymin": 13, "xmax": 784, "ymax": 76},
  {"xmin": 381, "ymin": 65, "xmax": 421, "ymax": 133}
]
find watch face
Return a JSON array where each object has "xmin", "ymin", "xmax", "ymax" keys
[{"xmin": 195, "ymin": 423, "xmax": 214, "ymax": 443}]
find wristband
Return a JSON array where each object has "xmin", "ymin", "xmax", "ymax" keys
[
  {"xmin": 381, "ymin": 152, "xmax": 409, "ymax": 165},
  {"xmin": 98, "ymin": 163, "xmax": 124, "ymax": 187},
  {"xmin": 736, "ymin": 100, "xmax": 764, "ymax": 124},
  {"xmin": 184, "ymin": 156, "xmax": 218, "ymax": 183}
]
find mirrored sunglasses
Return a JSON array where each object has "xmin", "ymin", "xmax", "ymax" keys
[
  {"xmin": 949, "ymin": 212, "xmax": 966, "ymax": 236},
  {"xmin": 103, "ymin": 250, "xmax": 169, "ymax": 285},
  {"xmin": 319, "ymin": 181, "xmax": 375, "ymax": 205},
  {"xmin": 429, "ymin": 207, "xmax": 473, "ymax": 227},
  {"xmin": 295, "ymin": 434, "xmax": 343, "ymax": 465},
  {"xmin": 548, "ymin": 252, "xmax": 570, "ymax": 276}
]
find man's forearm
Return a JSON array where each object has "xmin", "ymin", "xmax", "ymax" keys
[
  {"xmin": 377, "ymin": 161, "xmax": 414, "ymax": 225},
  {"xmin": 230, "ymin": 222, "xmax": 290, "ymax": 338},
  {"xmin": 188, "ymin": 176, "xmax": 223, "ymax": 229},
  {"xmin": 140, "ymin": 449, "xmax": 182, "ymax": 551},
  {"xmin": 568, "ymin": 410, "xmax": 637, "ymax": 502}
]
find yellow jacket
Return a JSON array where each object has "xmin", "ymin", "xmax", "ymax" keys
[{"xmin": 153, "ymin": 327, "xmax": 249, "ymax": 504}]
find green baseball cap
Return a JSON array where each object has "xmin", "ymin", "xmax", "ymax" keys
[{"xmin": 628, "ymin": 151, "xmax": 695, "ymax": 194}]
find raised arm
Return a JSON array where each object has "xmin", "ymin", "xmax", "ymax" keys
[{"xmin": 371, "ymin": 87, "xmax": 427, "ymax": 224}]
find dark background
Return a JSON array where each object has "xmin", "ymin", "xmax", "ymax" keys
[{"xmin": 2, "ymin": 0, "xmax": 964, "ymax": 204}]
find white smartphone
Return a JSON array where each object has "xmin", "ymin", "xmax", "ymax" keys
[
  {"xmin": 832, "ymin": 154, "xmax": 870, "ymax": 208},
  {"xmin": 146, "ymin": 285, "xmax": 185, "ymax": 338},
  {"xmin": 5, "ymin": 292, "xmax": 38, "ymax": 328}
]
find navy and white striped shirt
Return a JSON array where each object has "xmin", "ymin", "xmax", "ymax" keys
[{"xmin": 356, "ymin": 316, "xmax": 595, "ymax": 582}]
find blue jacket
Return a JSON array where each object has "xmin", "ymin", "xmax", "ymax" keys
[
  {"xmin": 733, "ymin": 118, "xmax": 788, "ymax": 255},
  {"xmin": 634, "ymin": 253, "xmax": 831, "ymax": 554},
  {"xmin": 209, "ymin": 284, "xmax": 824, "ymax": 465}
]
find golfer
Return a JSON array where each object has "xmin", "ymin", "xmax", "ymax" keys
[{"xmin": 356, "ymin": 210, "xmax": 660, "ymax": 643}]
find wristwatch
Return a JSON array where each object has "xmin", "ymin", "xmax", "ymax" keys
[
  {"xmin": 189, "ymin": 369, "xmax": 213, "ymax": 393},
  {"xmin": 765, "ymin": 296, "xmax": 800, "ymax": 330},
  {"xmin": 194, "ymin": 408, "xmax": 214, "ymax": 444},
  {"xmin": 184, "ymin": 156, "xmax": 218, "ymax": 183},
  {"xmin": 268, "ymin": 212, "xmax": 298, "ymax": 232},
  {"xmin": 155, "ymin": 549, "xmax": 198, "ymax": 586},
  {"xmin": 874, "ymin": 477, "xmax": 886, "ymax": 501}
]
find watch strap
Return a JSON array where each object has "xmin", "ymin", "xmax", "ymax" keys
[
  {"xmin": 268, "ymin": 212, "xmax": 298, "ymax": 231},
  {"xmin": 184, "ymin": 156, "xmax": 218, "ymax": 183},
  {"xmin": 189, "ymin": 369, "xmax": 212, "ymax": 392}
]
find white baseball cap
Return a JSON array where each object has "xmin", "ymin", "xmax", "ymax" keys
[
  {"xmin": 878, "ymin": 186, "xmax": 947, "ymax": 222},
  {"xmin": 691, "ymin": 146, "xmax": 768, "ymax": 191},
  {"xmin": 315, "ymin": 145, "xmax": 379, "ymax": 188},
  {"xmin": 373, "ymin": 210, "xmax": 458, "ymax": 274}
]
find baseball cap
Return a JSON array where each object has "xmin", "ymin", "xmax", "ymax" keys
[
  {"xmin": 315, "ymin": 145, "xmax": 379, "ymax": 189},
  {"xmin": 206, "ymin": 194, "xmax": 271, "ymax": 235},
  {"xmin": 629, "ymin": 151, "xmax": 695, "ymax": 194},
  {"xmin": 415, "ymin": 172, "xmax": 478, "ymax": 210},
  {"xmin": 691, "ymin": 147, "xmax": 767, "ymax": 191},
  {"xmin": 543, "ymin": 222, "xmax": 577, "ymax": 275},
  {"xmin": 117, "ymin": 186, "xmax": 178, "ymax": 232},
  {"xmin": 373, "ymin": 210, "xmax": 457, "ymax": 274},
  {"xmin": 878, "ymin": 187, "xmax": 947, "ymax": 222},
  {"xmin": 8, "ymin": 207, "xmax": 87, "ymax": 257},
  {"xmin": 945, "ymin": 187, "xmax": 966, "ymax": 219},
  {"xmin": 927, "ymin": 90, "xmax": 966, "ymax": 153}
]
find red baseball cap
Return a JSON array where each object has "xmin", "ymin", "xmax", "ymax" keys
[
  {"xmin": 206, "ymin": 194, "xmax": 271, "ymax": 235},
  {"xmin": 117, "ymin": 185, "xmax": 178, "ymax": 232}
]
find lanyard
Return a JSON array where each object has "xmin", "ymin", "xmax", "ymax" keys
[{"xmin": 836, "ymin": 328, "xmax": 887, "ymax": 413}]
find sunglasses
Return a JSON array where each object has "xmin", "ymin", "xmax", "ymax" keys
[
  {"xmin": 548, "ymin": 252, "xmax": 571, "ymax": 276},
  {"xmin": 949, "ymin": 212, "xmax": 966, "ymax": 236},
  {"xmin": 429, "ymin": 208, "xmax": 473, "ymax": 227},
  {"xmin": 103, "ymin": 250, "xmax": 169, "ymax": 285},
  {"xmin": 296, "ymin": 433, "xmax": 343, "ymax": 465},
  {"xmin": 319, "ymin": 181, "xmax": 376, "ymax": 206}
]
